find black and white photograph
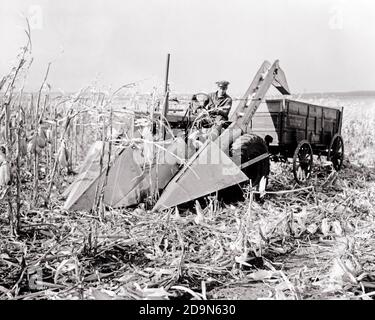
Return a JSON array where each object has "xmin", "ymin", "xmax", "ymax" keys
[{"xmin": 0, "ymin": 0, "xmax": 374, "ymax": 306}]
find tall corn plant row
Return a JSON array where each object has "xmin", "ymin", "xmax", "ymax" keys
[
  {"xmin": 92, "ymin": 83, "xmax": 136, "ymax": 216},
  {"xmin": 31, "ymin": 62, "xmax": 51, "ymax": 207},
  {"xmin": 0, "ymin": 21, "xmax": 33, "ymax": 234},
  {"xmin": 92, "ymin": 90, "xmax": 107, "ymax": 217},
  {"xmin": 45, "ymin": 92, "xmax": 89, "ymax": 206}
]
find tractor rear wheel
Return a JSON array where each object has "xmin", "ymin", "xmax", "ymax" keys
[{"xmin": 230, "ymin": 134, "xmax": 270, "ymax": 187}]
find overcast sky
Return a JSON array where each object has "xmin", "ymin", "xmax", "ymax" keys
[{"xmin": 1, "ymin": 0, "xmax": 375, "ymax": 94}]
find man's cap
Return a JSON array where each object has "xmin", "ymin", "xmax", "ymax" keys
[{"xmin": 216, "ymin": 80, "xmax": 230, "ymax": 88}]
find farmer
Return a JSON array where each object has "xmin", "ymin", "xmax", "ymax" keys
[
  {"xmin": 189, "ymin": 81, "xmax": 233, "ymax": 144},
  {"xmin": 191, "ymin": 80, "xmax": 233, "ymax": 131},
  {"xmin": 202, "ymin": 80, "xmax": 233, "ymax": 122}
]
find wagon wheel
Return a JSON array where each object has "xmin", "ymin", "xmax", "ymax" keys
[
  {"xmin": 293, "ymin": 140, "xmax": 313, "ymax": 184},
  {"xmin": 327, "ymin": 134, "xmax": 344, "ymax": 171}
]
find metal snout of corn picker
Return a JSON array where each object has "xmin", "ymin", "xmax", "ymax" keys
[
  {"xmin": 63, "ymin": 58, "xmax": 344, "ymax": 212},
  {"xmin": 153, "ymin": 59, "xmax": 291, "ymax": 210}
]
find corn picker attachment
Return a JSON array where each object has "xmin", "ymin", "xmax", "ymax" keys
[
  {"xmin": 64, "ymin": 59, "xmax": 291, "ymax": 212},
  {"xmin": 153, "ymin": 59, "xmax": 290, "ymax": 210}
]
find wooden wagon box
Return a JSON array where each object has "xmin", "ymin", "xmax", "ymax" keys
[{"xmin": 248, "ymin": 98, "xmax": 343, "ymax": 157}]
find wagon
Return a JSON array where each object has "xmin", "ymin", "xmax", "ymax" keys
[{"xmin": 249, "ymin": 98, "xmax": 344, "ymax": 183}]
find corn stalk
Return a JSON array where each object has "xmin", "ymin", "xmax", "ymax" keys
[
  {"xmin": 45, "ymin": 109, "xmax": 75, "ymax": 206},
  {"xmin": 32, "ymin": 62, "xmax": 51, "ymax": 207},
  {"xmin": 0, "ymin": 21, "xmax": 32, "ymax": 234}
]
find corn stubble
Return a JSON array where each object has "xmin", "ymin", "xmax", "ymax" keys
[{"xmin": 0, "ymin": 23, "xmax": 374, "ymax": 300}]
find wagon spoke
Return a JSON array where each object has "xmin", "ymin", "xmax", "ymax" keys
[
  {"xmin": 328, "ymin": 134, "xmax": 344, "ymax": 171},
  {"xmin": 293, "ymin": 140, "xmax": 313, "ymax": 184},
  {"xmin": 297, "ymin": 167, "xmax": 306, "ymax": 181}
]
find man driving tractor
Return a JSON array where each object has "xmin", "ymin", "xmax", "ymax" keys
[
  {"xmin": 202, "ymin": 80, "xmax": 232, "ymax": 121},
  {"xmin": 192, "ymin": 80, "xmax": 233, "ymax": 130}
]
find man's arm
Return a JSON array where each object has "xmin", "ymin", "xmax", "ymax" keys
[
  {"xmin": 203, "ymin": 92, "xmax": 221, "ymax": 111},
  {"xmin": 215, "ymin": 97, "xmax": 232, "ymax": 119},
  {"xmin": 202, "ymin": 94, "xmax": 213, "ymax": 109}
]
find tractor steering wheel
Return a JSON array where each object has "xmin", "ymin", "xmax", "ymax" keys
[
  {"xmin": 191, "ymin": 92, "xmax": 214, "ymax": 113},
  {"xmin": 187, "ymin": 92, "xmax": 218, "ymax": 129}
]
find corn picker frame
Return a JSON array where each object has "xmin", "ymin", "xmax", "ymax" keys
[{"xmin": 64, "ymin": 58, "xmax": 344, "ymax": 212}]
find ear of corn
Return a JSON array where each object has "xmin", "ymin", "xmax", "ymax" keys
[
  {"xmin": 27, "ymin": 136, "xmax": 36, "ymax": 154},
  {"xmin": 0, "ymin": 127, "xmax": 6, "ymax": 144},
  {"xmin": 58, "ymin": 142, "xmax": 69, "ymax": 168},
  {"xmin": 37, "ymin": 127, "xmax": 47, "ymax": 148},
  {"xmin": 46, "ymin": 128, "xmax": 53, "ymax": 143},
  {"xmin": 0, "ymin": 160, "xmax": 10, "ymax": 186},
  {"xmin": 37, "ymin": 136, "xmax": 46, "ymax": 148},
  {"xmin": 27, "ymin": 135, "xmax": 41, "ymax": 155}
]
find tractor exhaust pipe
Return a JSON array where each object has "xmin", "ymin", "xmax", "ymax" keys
[{"xmin": 160, "ymin": 53, "xmax": 171, "ymax": 140}]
